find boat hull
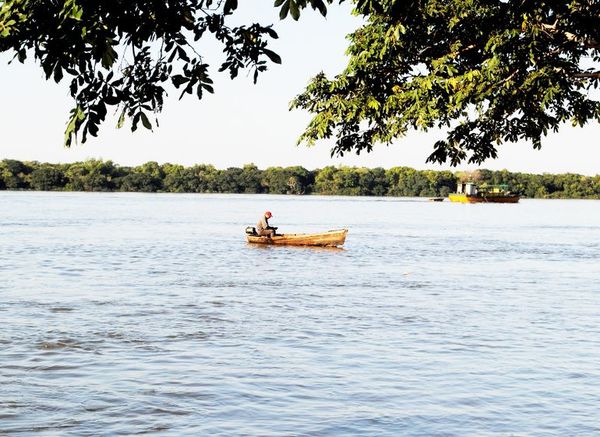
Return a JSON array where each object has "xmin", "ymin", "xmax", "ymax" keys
[
  {"xmin": 448, "ymin": 193, "xmax": 520, "ymax": 203},
  {"xmin": 246, "ymin": 229, "xmax": 348, "ymax": 247}
]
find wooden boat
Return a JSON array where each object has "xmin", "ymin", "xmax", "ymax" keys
[
  {"xmin": 246, "ymin": 229, "xmax": 348, "ymax": 247},
  {"xmin": 449, "ymin": 182, "xmax": 520, "ymax": 204}
]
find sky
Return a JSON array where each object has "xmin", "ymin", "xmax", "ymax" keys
[{"xmin": 1, "ymin": 3, "xmax": 599, "ymax": 175}]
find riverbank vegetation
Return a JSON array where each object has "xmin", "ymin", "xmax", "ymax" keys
[{"xmin": 1, "ymin": 159, "xmax": 599, "ymax": 199}]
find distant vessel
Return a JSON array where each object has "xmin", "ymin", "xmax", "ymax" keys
[{"xmin": 449, "ymin": 183, "xmax": 520, "ymax": 203}]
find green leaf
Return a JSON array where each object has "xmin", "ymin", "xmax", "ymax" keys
[
  {"xmin": 140, "ymin": 112, "xmax": 152, "ymax": 130},
  {"xmin": 17, "ymin": 49, "xmax": 26, "ymax": 63},
  {"xmin": 67, "ymin": 2, "xmax": 84, "ymax": 21},
  {"xmin": 104, "ymin": 95, "xmax": 120, "ymax": 105},
  {"xmin": 42, "ymin": 61, "xmax": 54, "ymax": 80},
  {"xmin": 224, "ymin": 0, "xmax": 238, "ymax": 14},
  {"xmin": 116, "ymin": 111, "xmax": 126, "ymax": 129},
  {"xmin": 177, "ymin": 46, "xmax": 190, "ymax": 62},
  {"xmin": 312, "ymin": 0, "xmax": 328, "ymax": 17},
  {"xmin": 289, "ymin": 0, "xmax": 300, "ymax": 20},
  {"xmin": 53, "ymin": 66, "xmax": 63, "ymax": 83},
  {"xmin": 264, "ymin": 26, "xmax": 279, "ymax": 39},
  {"xmin": 279, "ymin": 0, "xmax": 290, "ymax": 19},
  {"xmin": 101, "ymin": 45, "xmax": 117, "ymax": 69},
  {"xmin": 132, "ymin": 112, "xmax": 141, "ymax": 132},
  {"xmin": 64, "ymin": 106, "xmax": 85, "ymax": 148},
  {"xmin": 172, "ymin": 75, "xmax": 188, "ymax": 88},
  {"xmin": 263, "ymin": 48, "xmax": 282, "ymax": 64}
]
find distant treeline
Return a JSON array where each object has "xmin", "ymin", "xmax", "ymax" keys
[{"xmin": 1, "ymin": 159, "xmax": 599, "ymax": 198}]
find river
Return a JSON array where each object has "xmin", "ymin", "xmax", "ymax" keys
[{"xmin": 1, "ymin": 192, "xmax": 599, "ymax": 435}]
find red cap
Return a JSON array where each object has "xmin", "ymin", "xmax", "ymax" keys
[{"xmin": 265, "ymin": 211, "xmax": 272, "ymax": 218}]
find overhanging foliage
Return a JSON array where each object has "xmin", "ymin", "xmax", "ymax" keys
[
  {"xmin": 1, "ymin": 1, "xmax": 599, "ymax": 164},
  {"xmin": 293, "ymin": 0, "xmax": 600, "ymax": 164}
]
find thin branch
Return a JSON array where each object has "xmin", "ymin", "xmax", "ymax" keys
[
  {"xmin": 184, "ymin": 40, "xmax": 203, "ymax": 60},
  {"xmin": 497, "ymin": 69, "xmax": 519, "ymax": 86},
  {"xmin": 572, "ymin": 71, "xmax": 600, "ymax": 79},
  {"xmin": 540, "ymin": 23, "xmax": 600, "ymax": 50},
  {"xmin": 454, "ymin": 44, "xmax": 476, "ymax": 56}
]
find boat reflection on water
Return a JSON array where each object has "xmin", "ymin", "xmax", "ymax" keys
[{"xmin": 246, "ymin": 242, "xmax": 346, "ymax": 252}]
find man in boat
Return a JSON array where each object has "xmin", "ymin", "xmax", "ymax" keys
[{"xmin": 256, "ymin": 211, "xmax": 277, "ymax": 238}]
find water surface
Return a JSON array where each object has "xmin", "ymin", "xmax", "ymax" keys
[{"xmin": 1, "ymin": 192, "xmax": 599, "ymax": 435}]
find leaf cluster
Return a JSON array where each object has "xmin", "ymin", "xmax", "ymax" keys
[
  {"xmin": 0, "ymin": 0, "xmax": 288, "ymax": 145},
  {"xmin": 292, "ymin": 0, "xmax": 600, "ymax": 164}
]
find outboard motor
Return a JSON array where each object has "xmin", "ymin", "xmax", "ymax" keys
[{"xmin": 245, "ymin": 226, "xmax": 257, "ymax": 236}]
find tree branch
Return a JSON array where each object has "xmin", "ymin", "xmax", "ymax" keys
[
  {"xmin": 541, "ymin": 23, "xmax": 600, "ymax": 50},
  {"xmin": 572, "ymin": 71, "xmax": 600, "ymax": 79}
]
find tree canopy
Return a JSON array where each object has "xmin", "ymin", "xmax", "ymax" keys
[
  {"xmin": 293, "ymin": 0, "xmax": 600, "ymax": 165},
  {"xmin": 0, "ymin": 0, "xmax": 299, "ymax": 144},
  {"xmin": 3, "ymin": 158, "xmax": 600, "ymax": 198},
  {"xmin": 1, "ymin": 1, "xmax": 599, "ymax": 164}
]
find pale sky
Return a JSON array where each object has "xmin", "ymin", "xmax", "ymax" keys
[{"xmin": 1, "ymin": 3, "xmax": 599, "ymax": 175}]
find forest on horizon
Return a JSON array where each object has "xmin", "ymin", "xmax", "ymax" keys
[{"xmin": 1, "ymin": 159, "xmax": 599, "ymax": 199}]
